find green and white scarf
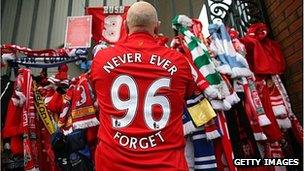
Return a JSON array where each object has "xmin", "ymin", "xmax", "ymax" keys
[{"xmin": 172, "ymin": 15, "xmax": 240, "ymax": 110}]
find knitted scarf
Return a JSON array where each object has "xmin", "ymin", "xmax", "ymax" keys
[
  {"xmin": 172, "ymin": 15, "xmax": 222, "ymax": 96},
  {"xmin": 266, "ymin": 78, "xmax": 292, "ymax": 129},
  {"xmin": 192, "ymin": 130, "xmax": 217, "ymax": 171},
  {"xmin": 242, "ymin": 77, "xmax": 270, "ymax": 141},
  {"xmin": 58, "ymin": 75, "xmax": 99, "ymax": 134},
  {"xmin": 272, "ymin": 75, "xmax": 303, "ymax": 144},
  {"xmin": 172, "ymin": 15, "xmax": 240, "ymax": 110},
  {"xmin": 33, "ymin": 81, "xmax": 56, "ymax": 134},
  {"xmin": 214, "ymin": 112, "xmax": 236, "ymax": 171},
  {"xmin": 208, "ymin": 21, "xmax": 252, "ymax": 78},
  {"xmin": 19, "ymin": 68, "xmax": 40, "ymax": 171},
  {"xmin": 255, "ymin": 77, "xmax": 282, "ymax": 142},
  {"xmin": 170, "ymin": 36, "xmax": 218, "ymax": 98},
  {"xmin": 182, "ymin": 110, "xmax": 217, "ymax": 171}
]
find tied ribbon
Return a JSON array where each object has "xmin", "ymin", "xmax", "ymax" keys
[{"xmin": 33, "ymin": 81, "xmax": 56, "ymax": 134}]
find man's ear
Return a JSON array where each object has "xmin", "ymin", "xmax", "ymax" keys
[
  {"xmin": 124, "ymin": 20, "xmax": 129, "ymax": 33},
  {"xmin": 154, "ymin": 21, "xmax": 161, "ymax": 34}
]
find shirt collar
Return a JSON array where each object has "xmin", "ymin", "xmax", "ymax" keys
[{"xmin": 127, "ymin": 32, "xmax": 157, "ymax": 42}]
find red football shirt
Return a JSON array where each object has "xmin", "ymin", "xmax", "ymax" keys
[{"xmin": 91, "ymin": 32, "xmax": 195, "ymax": 171}]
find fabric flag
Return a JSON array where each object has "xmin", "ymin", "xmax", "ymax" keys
[{"xmin": 86, "ymin": 6, "xmax": 130, "ymax": 44}]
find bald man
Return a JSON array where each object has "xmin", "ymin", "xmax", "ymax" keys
[{"xmin": 91, "ymin": 2, "xmax": 195, "ymax": 170}]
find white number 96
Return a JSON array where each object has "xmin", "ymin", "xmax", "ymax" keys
[{"xmin": 111, "ymin": 75, "xmax": 171, "ymax": 130}]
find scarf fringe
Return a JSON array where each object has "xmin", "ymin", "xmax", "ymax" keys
[
  {"xmin": 217, "ymin": 64, "xmax": 232, "ymax": 75},
  {"xmin": 224, "ymin": 92, "xmax": 240, "ymax": 106},
  {"xmin": 272, "ymin": 105, "xmax": 287, "ymax": 116},
  {"xmin": 73, "ymin": 117, "xmax": 100, "ymax": 130},
  {"xmin": 231, "ymin": 67, "xmax": 253, "ymax": 78},
  {"xmin": 254, "ymin": 132, "xmax": 268, "ymax": 141},
  {"xmin": 183, "ymin": 121, "xmax": 198, "ymax": 136},
  {"xmin": 25, "ymin": 167, "xmax": 40, "ymax": 171},
  {"xmin": 258, "ymin": 114, "xmax": 271, "ymax": 126},
  {"xmin": 204, "ymin": 86, "xmax": 220, "ymax": 99},
  {"xmin": 210, "ymin": 100, "xmax": 231, "ymax": 111},
  {"xmin": 277, "ymin": 118, "xmax": 292, "ymax": 129}
]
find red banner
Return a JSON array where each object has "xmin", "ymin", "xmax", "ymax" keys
[{"xmin": 86, "ymin": 6, "xmax": 130, "ymax": 44}]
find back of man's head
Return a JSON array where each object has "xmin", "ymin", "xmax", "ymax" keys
[{"xmin": 126, "ymin": 1, "xmax": 159, "ymax": 35}]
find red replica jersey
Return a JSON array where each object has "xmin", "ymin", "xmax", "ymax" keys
[
  {"xmin": 86, "ymin": 6, "xmax": 129, "ymax": 44},
  {"xmin": 91, "ymin": 32, "xmax": 195, "ymax": 171}
]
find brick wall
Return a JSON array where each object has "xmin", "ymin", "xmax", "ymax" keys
[{"xmin": 264, "ymin": 0, "xmax": 303, "ymax": 123}]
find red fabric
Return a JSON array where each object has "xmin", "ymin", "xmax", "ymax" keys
[
  {"xmin": 47, "ymin": 91, "xmax": 64, "ymax": 114},
  {"xmin": 91, "ymin": 32, "xmax": 196, "ymax": 170},
  {"xmin": 291, "ymin": 117, "xmax": 304, "ymax": 145},
  {"xmin": 240, "ymin": 23, "xmax": 286, "ymax": 74},
  {"xmin": 85, "ymin": 6, "xmax": 130, "ymax": 44},
  {"xmin": 216, "ymin": 113, "xmax": 236, "ymax": 171},
  {"xmin": 255, "ymin": 77, "xmax": 282, "ymax": 142},
  {"xmin": 243, "ymin": 81, "xmax": 267, "ymax": 140},
  {"xmin": 1, "ymin": 44, "xmax": 70, "ymax": 57}
]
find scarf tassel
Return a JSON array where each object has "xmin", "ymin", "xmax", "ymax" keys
[
  {"xmin": 73, "ymin": 117, "xmax": 100, "ymax": 130},
  {"xmin": 258, "ymin": 114, "xmax": 271, "ymax": 126}
]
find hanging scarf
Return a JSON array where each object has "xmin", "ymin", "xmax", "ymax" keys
[
  {"xmin": 2, "ymin": 80, "xmax": 25, "ymax": 155},
  {"xmin": 192, "ymin": 130, "xmax": 217, "ymax": 171},
  {"xmin": 172, "ymin": 15, "xmax": 222, "ymax": 97},
  {"xmin": 186, "ymin": 94, "xmax": 221, "ymax": 140},
  {"xmin": 71, "ymin": 74, "xmax": 99, "ymax": 130},
  {"xmin": 272, "ymin": 75, "xmax": 303, "ymax": 145},
  {"xmin": 208, "ymin": 21, "xmax": 252, "ymax": 78},
  {"xmin": 170, "ymin": 36, "xmax": 218, "ymax": 98},
  {"xmin": 58, "ymin": 75, "xmax": 99, "ymax": 134},
  {"xmin": 255, "ymin": 76, "xmax": 282, "ymax": 142},
  {"xmin": 240, "ymin": 23, "xmax": 286, "ymax": 74},
  {"xmin": 214, "ymin": 112, "xmax": 236, "ymax": 171},
  {"xmin": 1, "ymin": 44, "xmax": 79, "ymax": 57},
  {"xmin": 186, "ymin": 94, "xmax": 217, "ymax": 127},
  {"xmin": 19, "ymin": 68, "xmax": 40, "ymax": 171},
  {"xmin": 33, "ymin": 81, "xmax": 56, "ymax": 134},
  {"xmin": 247, "ymin": 77, "xmax": 271, "ymax": 127},
  {"xmin": 266, "ymin": 78, "xmax": 291, "ymax": 129}
]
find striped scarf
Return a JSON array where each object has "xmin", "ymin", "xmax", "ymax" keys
[
  {"xmin": 172, "ymin": 15, "xmax": 240, "ymax": 110},
  {"xmin": 208, "ymin": 21, "xmax": 252, "ymax": 78},
  {"xmin": 172, "ymin": 15, "xmax": 222, "ymax": 93}
]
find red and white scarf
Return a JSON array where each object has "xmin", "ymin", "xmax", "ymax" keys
[{"xmin": 272, "ymin": 75, "xmax": 303, "ymax": 145}]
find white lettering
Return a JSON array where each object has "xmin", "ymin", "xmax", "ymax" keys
[
  {"xmin": 149, "ymin": 54, "xmax": 157, "ymax": 64},
  {"xmin": 113, "ymin": 132, "xmax": 121, "ymax": 139},
  {"xmin": 117, "ymin": 55, "xmax": 126, "ymax": 63},
  {"xmin": 155, "ymin": 131, "xmax": 164, "ymax": 142},
  {"xmin": 129, "ymin": 137, "xmax": 137, "ymax": 149},
  {"xmin": 134, "ymin": 53, "xmax": 142, "ymax": 62},
  {"xmin": 112, "ymin": 57, "xmax": 120, "ymax": 67},
  {"xmin": 162, "ymin": 60, "xmax": 171, "ymax": 69},
  {"xmin": 168, "ymin": 65, "xmax": 177, "ymax": 75},
  {"xmin": 119, "ymin": 135, "xmax": 129, "ymax": 146},
  {"xmin": 126, "ymin": 53, "xmax": 133, "ymax": 62},
  {"xmin": 148, "ymin": 135, "xmax": 156, "ymax": 147},
  {"xmin": 113, "ymin": 131, "xmax": 165, "ymax": 150},
  {"xmin": 139, "ymin": 138, "xmax": 149, "ymax": 149},
  {"xmin": 103, "ymin": 62, "xmax": 115, "ymax": 73}
]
